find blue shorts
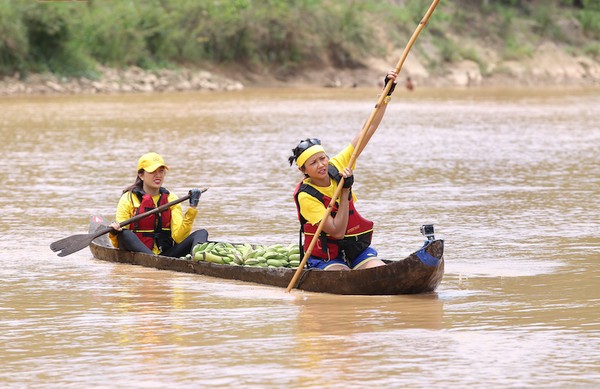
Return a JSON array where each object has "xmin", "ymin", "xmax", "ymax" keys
[{"xmin": 307, "ymin": 247, "xmax": 378, "ymax": 270}]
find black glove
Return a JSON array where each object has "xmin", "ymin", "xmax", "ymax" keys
[
  {"xmin": 189, "ymin": 188, "xmax": 201, "ymax": 207},
  {"xmin": 384, "ymin": 74, "xmax": 396, "ymax": 96},
  {"xmin": 342, "ymin": 174, "xmax": 353, "ymax": 189}
]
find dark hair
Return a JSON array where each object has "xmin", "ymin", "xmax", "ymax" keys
[
  {"xmin": 288, "ymin": 138, "xmax": 322, "ymax": 166},
  {"xmin": 122, "ymin": 169, "xmax": 144, "ymax": 194}
]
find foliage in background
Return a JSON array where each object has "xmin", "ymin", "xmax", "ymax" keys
[
  {"xmin": 0, "ymin": 0, "xmax": 597, "ymax": 78},
  {"xmin": 0, "ymin": 1, "xmax": 27, "ymax": 76}
]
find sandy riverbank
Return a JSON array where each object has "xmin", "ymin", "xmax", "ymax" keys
[{"xmin": 1, "ymin": 41, "xmax": 599, "ymax": 96}]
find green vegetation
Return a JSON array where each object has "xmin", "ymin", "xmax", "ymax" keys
[{"xmin": 0, "ymin": 0, "xmax": 597, "ymax": 78}]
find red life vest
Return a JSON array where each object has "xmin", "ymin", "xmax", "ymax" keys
[
  {"xmin": 293, "ymin": 165, "xmax": 374, "ymax": 260},
  {"xmin": 131, "ymin": 187, "xmax": 174, "ymax": 252}
]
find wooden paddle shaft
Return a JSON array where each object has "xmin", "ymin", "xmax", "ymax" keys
[
  {"xmin": 285, "ymin": 0, "xmax": 440, "ymax": 292},
  {"xmin": 113, "ymin": 187, "xmax": 205, "ymax": 228},
  {"xmin": 119, "ymin": 194, "xmax": 187, "ymax": 228},
  {"xmin": 50, "ymin": 188, "xmax": 208, "ymax": 257}
]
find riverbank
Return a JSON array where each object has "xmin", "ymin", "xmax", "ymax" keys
[
  {"xmin": 1, "ymin": 42, "xmax": 599, "ymax": 96},
  {"xmin": 0, "ymin": 66, "xmax": 244, "ymax": 96},
  {"xmin": 1, "ymin": 0, "xmax": 598, "ymax": 95},
  {"xmin": 270, "ymin": 41, "xmax": 600, "ymax": 89}
]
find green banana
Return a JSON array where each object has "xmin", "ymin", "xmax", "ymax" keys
[
  {"xmin": 264, "ymin": 251, "xmax": 280, "ymax": 260},
  {"xmin": 194, "ymin": 241, "xmax": 305, "ymax": 268},
  {"xmin": 232, "ymin": 252, "xmax": 244, "ymax": 265},
  {"xmin": 267, "ymin": 259, "xmax": 283, "ymax": 267},
  {"xmin": 204, "ymin": 252, "xmax": 225, "ymax": 264},
  {"xmin": 193, "ymin": 241, "xmax": 214, "ymax": 255},
  {"xmin": 192, "ymin": 242, "xmax": 206, "ymax": 255},
  {"xmin": 250, "ymin": 248, "xmax": 265, "ymax": 258},
  {"xmin": 243, "ymin": 243, "xmax": 253, "ymax": 259}
]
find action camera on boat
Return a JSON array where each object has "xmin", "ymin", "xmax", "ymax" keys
[{"xmin": 420, "ymin": 224, "xmax": 435, "ymax": 241}]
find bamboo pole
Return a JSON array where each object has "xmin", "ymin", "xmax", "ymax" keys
[{"xmin": 286, "ymin": 0, "xmax": 440, "ymax": 292}]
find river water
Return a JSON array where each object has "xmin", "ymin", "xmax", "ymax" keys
[{"xmin": 0, "ymin": 87, "xmax": 598, "ymax": 388}]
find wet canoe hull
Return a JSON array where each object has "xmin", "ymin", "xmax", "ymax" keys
[{"xmin": 88, "ymin": 216, "xmax": 444, "ymax": 295}]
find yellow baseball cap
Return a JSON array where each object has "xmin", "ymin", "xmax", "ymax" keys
[{"xmin": 137, "ymin": 152, "xmax": 169, "ymax": 173}]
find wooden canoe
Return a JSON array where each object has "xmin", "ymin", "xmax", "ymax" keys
[{"xmin": 88, "ymin": 215, "xmax": 444, "ymax": 295}]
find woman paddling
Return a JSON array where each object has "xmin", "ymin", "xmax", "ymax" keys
[
  {"xmin": 109, "ymin": 152, "xmax": 208, "ymax": 257},
  {"xmin": 288, "ymin": 70, "xmax": 397, "ymax": 271}
]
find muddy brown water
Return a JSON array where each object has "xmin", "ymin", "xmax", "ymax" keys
[{"xmin": 1, "ymin": 87, "xmax": 598, "ymax": 387}]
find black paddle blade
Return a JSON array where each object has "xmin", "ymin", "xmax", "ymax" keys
[
  {"xmin": 50, "ymin": 226, "xmax": 111, "ymax": 257},
  {"xmin": 50, "ymin": 233, "xmax": 96, "ymax": 257},
  {"xmin": 50, "ymin": 236, "xmax": 73, "ymax": 252}
]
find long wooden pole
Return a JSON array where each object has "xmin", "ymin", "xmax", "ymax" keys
[{"xmin": 286, "ymin": 0, "xmax": 440, "ymax": 292}]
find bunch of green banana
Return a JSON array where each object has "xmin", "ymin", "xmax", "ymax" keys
[{"xmin": 189, "ymin": 241, "xmax": 302, "ymax": 268}]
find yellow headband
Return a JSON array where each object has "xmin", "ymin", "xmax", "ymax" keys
[{"xmin": 296, "ymin": 145, "xmax": 326, "ymax": 167}]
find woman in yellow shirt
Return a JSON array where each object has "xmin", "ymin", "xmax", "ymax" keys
[
  {"xmin": 289, "ymin": 70, "xmax": 397, "ymax": 270},
  {"xmin": 109, "ymin": 152, "xmax": 208, "ymax": 257}
]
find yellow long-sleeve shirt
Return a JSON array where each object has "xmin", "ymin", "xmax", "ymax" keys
[{"xmin": 109, "ymin": 190, "xmax": 197, "ymax": 254}]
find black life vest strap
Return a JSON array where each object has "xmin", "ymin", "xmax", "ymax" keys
[{"xmin": 154, "ymin": 188, "xmax": 169, "ymax": 242}]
